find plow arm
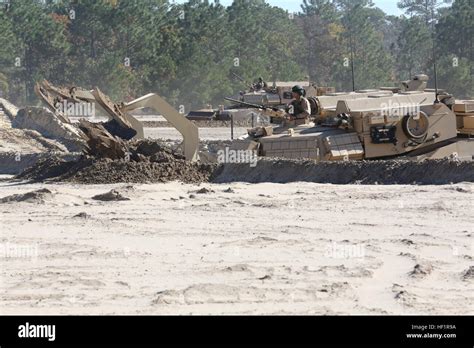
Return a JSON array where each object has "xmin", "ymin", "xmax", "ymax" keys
[{"xmin": 122, "ymin": 93, "xmax": 200, "ymax": 162}]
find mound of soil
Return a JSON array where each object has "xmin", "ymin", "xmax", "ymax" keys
[
  {"xmin": 0, "ymin": 188, "xmax": 54, "ymax": 203},
  {"xmin": 213, "ymin": 158, "xmax": 474, "ymax": 185},
  {"xmin": 13, "ymin": 107, "xmax": 85, "ymax": 152},
  {"xmin": 92, "ymin": 189, "xmax": 130, "ymax": 201},
  {"xmin": 15, "ymin": 139, "xmax": 474, "ymax": 185},
  {"xmin": 17, "ymin": 139, "xmax": 216, "ymax": 184}
]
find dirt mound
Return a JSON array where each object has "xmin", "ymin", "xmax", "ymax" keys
[
  {"xmin": 0, "ymin": 188, "xmax": 54, "ymax": 203},
  {"xmin": 13, "ymin": 107, "xmax": 85, "ymax": 152},
  {"xmin": 212, "ymin": 158, "xmax": 474, "ymax": 185},
  {"xmin": 0, "ymin": 99, "xmax": 79, "ymax": 175},
  {"xmin": 0, "ymin": 97, "xmax": 19, "ymax": 120},
  {"xmin": 17, "ymin": 139, "xmax": 215, "ymax": 184},
  {"xmin": 92, "ymin": 189, "xmax": 130, "ymax": 201},
  {"xmin": 17, "ymin": 156, "xmax": 85, "ymax": 181},
  {"xmin": 0, "ymin": 124, "xmax": 69, "ymax": 153},
  {"xmin": 73, "ymin": 158, "xmax": 214, "ymax": 184},
  {"xmin": 13, "ymin": 136, "xmax": 474, "ymax": 185}
]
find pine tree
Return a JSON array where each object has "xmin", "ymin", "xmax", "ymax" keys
[
  {"xmin": 169, "ymin": 0, "xmax": 235, "ymax": 110},
  {"xmin": 298, "ymin": 0, "xmax": 344, "ymax": 85},
  {"xmin": 0, "ymin": 0, "xmax": 469, "ymax": 106},
  {"xmin": 397, "ymin": 0, "xmax": 452, "ymax": 24},
  {"xmin": 334, "ymin": 1, "xmax": 394, "ymax": 90},
  {"xmin": 3, "ymin": 0, "xmax": 69, "ymax": 103},
  {"xmin": 396, "ymin": 16, "xmax": 432, "ymax": 79},
  {"xmin": 435, "ymin": 0, "xmax": 473, "ymax": 98}
]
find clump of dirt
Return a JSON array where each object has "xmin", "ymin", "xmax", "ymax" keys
[
  {"xmin": 213, "ymin": 158, "xmax": 474, "ymax": 185},
  {"xmin": 0, "ymin": 188, "xmax": 54, "ymax": 203},
  {"xmin": 92, "ymin": 189, "xmax": 130, "ymax": 201},
  {"xmin": 17, "ymin": 139, "xmax": 216, "ymax": 184},
  {"xmin": 73, "ymin": 212, "xmax": 90, "ymax": 218},
  {"xmin": 409, "ymin": 263, "xmax": 433, "ymax": 278},
  {"xmin": 195, "ymin": 187, "xmax": 214, "ymax": 194},
  {"xmin": 462, "ymin": 266, "xmax": 474, "ymax": 280}
]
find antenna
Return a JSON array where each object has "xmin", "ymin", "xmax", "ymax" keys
[
  {"xmin": 431, "ymin": 7, "xmax": 439, "ymax": 103},
  {"xmin": 348, "ymin": 5, "xmax": 358, "ymax": 92},
  {"xmin": 350, "ymin": 30, "xmax": 355, "ymax": 92}
]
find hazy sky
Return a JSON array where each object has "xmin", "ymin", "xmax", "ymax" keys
[{"xmin": 174, "ymin": 0, "xmax": 405, "ymax": 16}]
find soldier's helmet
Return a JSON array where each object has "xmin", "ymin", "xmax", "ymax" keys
[{"xmin": 291, "ymin": 85, "xmax": 305, "ymax": 96}]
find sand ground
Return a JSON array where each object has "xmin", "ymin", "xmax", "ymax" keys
[{"xmin": 0, "ymin": 180, "xmax": 473, "ymax": 315}]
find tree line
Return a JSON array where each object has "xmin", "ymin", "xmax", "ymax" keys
[{"xmin": 0, "ymin": 0, "xmax": 472, "ymax": 112}]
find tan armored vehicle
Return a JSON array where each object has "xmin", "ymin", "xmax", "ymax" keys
[
  {"xmin": 187, "ymin": 80, "xmax": 334, "ymax": 123},
  {"xmin": 235, "ymin": 80, "xmax": 332, "ymax": 106},
  {"xmin": 31, "ymin": 77, "xmax": 474, "ymax": 164},
  {"xmin": 233, "ymin": 75, "xmax": 474, "ymax": 161},
  {"xmin": 222, "ymin": 80, "xmax": 334, "ymax": 121}
]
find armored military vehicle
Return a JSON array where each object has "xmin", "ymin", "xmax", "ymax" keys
[
  {"xmin": 186, "ymin": 80, "xmax": 334, "ymax": 123},
  {"xmin": 221, "ymin": 80, "xmax": 334, "ymax": 121},
  {"xmin": 232, "ymin": 75, "xmax": 474, "ymax": 161}
]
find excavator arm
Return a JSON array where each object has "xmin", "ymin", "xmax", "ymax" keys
[
  {"xmin": 35, "ymin": 80, "xmax": 199, "ymax": 162},
  {"xmin": 122, "ymin": 93, "xmax": 200, "ymax": 162}
]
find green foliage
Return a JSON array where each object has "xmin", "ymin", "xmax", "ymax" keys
[
  {"xmin": 0, "ymin": 0, "xmax": 70, "ymax": 103},
  {"xmin": 396, "ymin": 16, "xmax": 432, "ymax": 79},
  {"xmin": 334, "ymin": 1, "xmax": 395, "ymax": 90},
  {"xmin": 0, "ymin": 0, "xmax": 470, "ymax": 107},
  {"xmin": 437, "ymin": 55, "xmax": 473, "ymax": 98},
  {"xmin": 397, "ymin": 0, "xmax": 452, "ymax": 23},
  {"xmin": 435, "ymin": 0, "xmax": 473, "ymax": 98},
  {"xmin": 0, "ymin": 71, "xmax": 8, "ymax": 97},
  {"xmin": 298, "ymin": 0, "xmax": 344, "ymax": 85}
]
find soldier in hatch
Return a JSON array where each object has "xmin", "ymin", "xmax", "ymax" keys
[
  {"xmin": 285, "ymin": 85, "xmax": 311, "ymax": 126},
  {"xmin": 252, "ymin": 77, "xmax": 268, "ymax": 91}
]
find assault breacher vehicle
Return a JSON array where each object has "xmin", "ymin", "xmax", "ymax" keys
[
  {"xmin": 229, "ymin": 80, "xmax": 333, "ymax": 108},
  {"xmin": 231, "ymin": 75, "xmax": 474, "ymax": 161},
  {"xmin": 187, "ymin": 79, "xmax": 334, "ymax": 122},
  {"xmin": 220, "ymin": 80, "xmax": 334, "ymax": 122}
]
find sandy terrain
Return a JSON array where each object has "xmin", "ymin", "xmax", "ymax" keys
[{"xmin": 0, "ymin": 180, "xmax": 473, "ymax": 315}]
